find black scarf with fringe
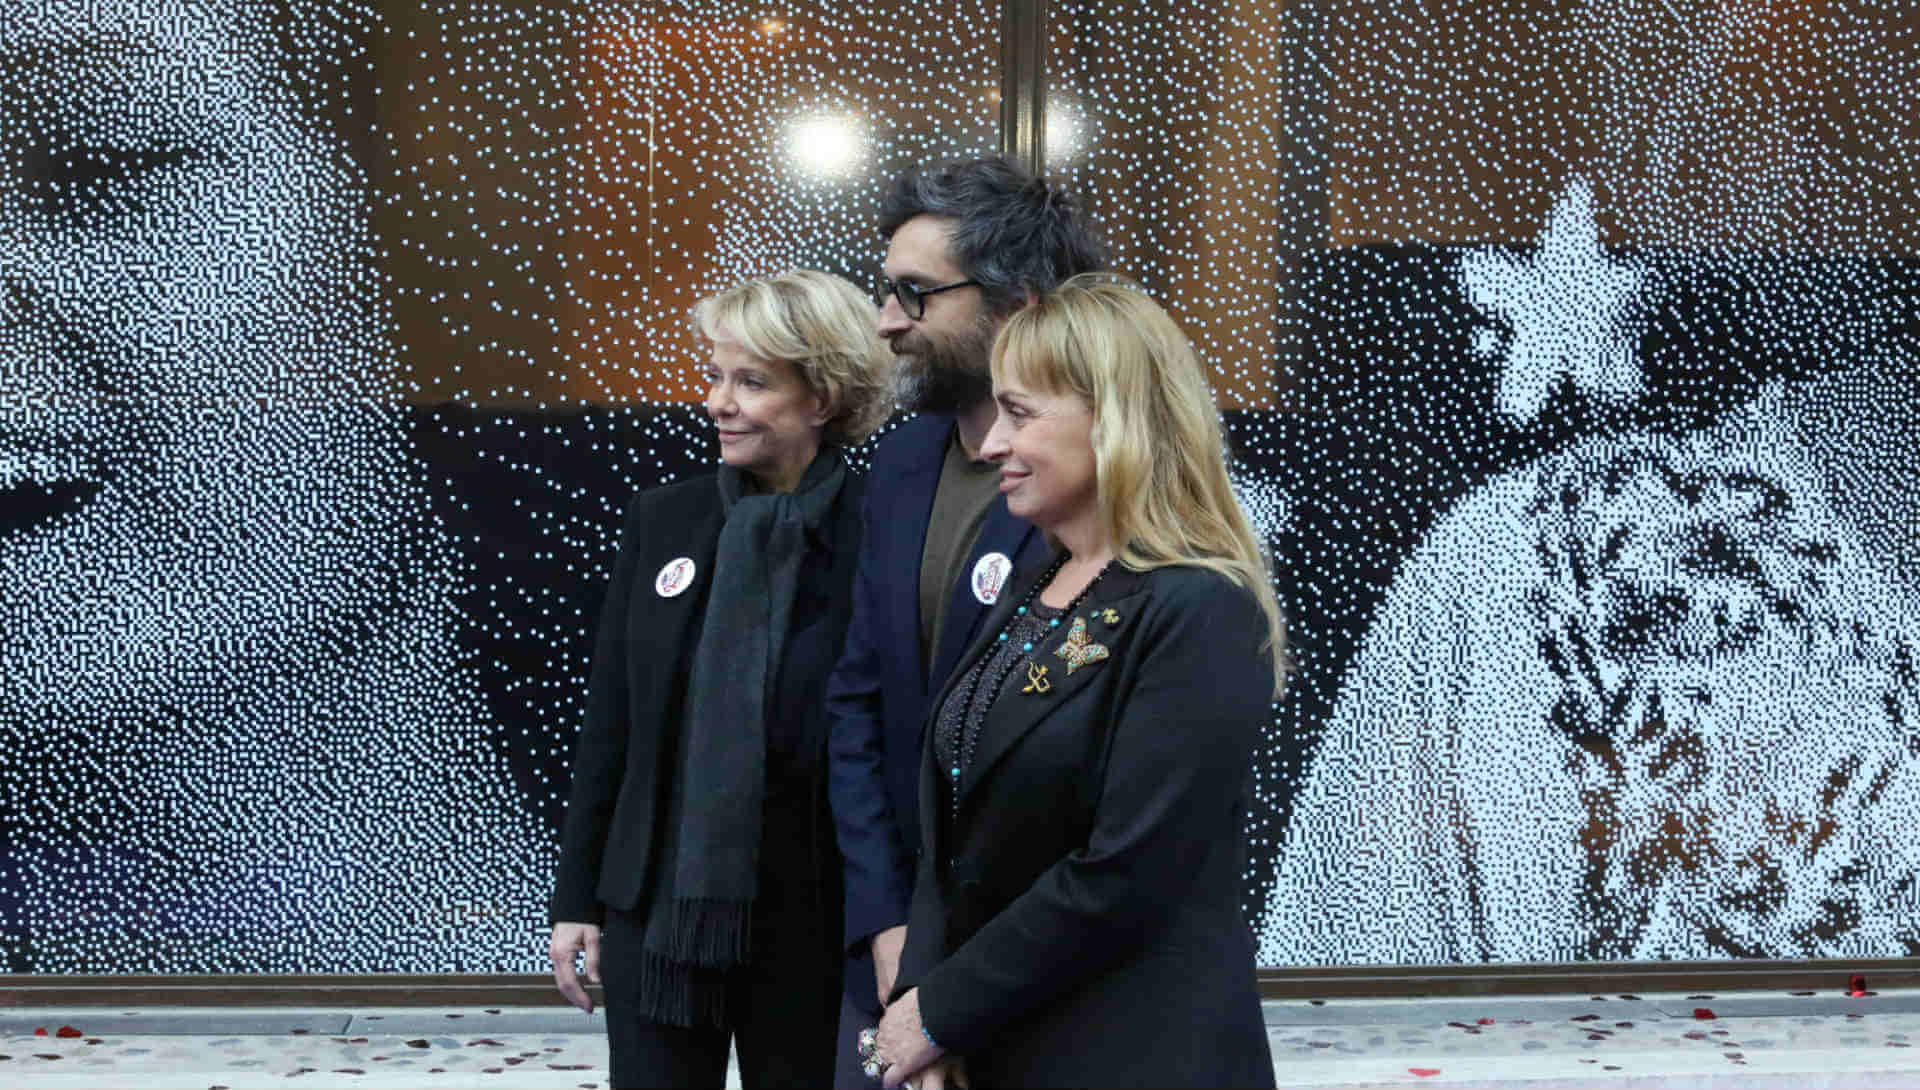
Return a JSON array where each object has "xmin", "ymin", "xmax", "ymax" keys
[{"xmin": 635, "ymin": 447, "xmax": 846, "ymax": 1026}]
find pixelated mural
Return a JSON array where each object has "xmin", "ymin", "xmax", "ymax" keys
[
  {"xmin": 2, "ymin": 0, "xmax": 1915, "ymax": 975},
  {"xmin": 1045, "ymin": 0, "xmax": 1920, "ymax": 964},
  {"xmin": 0, "ymin": 0, "xmax": 996, "ymax": 973}
]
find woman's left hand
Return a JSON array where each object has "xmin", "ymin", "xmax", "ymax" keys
[{"xmin": 876, "ymin": 987, "xmax": 945, "ymax": 1088}]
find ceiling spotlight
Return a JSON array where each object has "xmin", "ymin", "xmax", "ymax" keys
[{"xmin": 787, "ymin": 114, "xmax": 864, "ymax": 180}]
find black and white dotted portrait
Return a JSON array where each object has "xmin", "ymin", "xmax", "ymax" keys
[
  {"xmin": 7, "ymin": 0, "xmax": 1914, "ymax": 976},
  {"xmin": 1223, "ymin": 2, "xmax": 1920, "ymax": 964},
  {"xmin": 0, "ymin": 0, "xmax": 997, "ymax": 973}
]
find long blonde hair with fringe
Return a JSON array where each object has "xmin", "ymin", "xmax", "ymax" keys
[{"xmin": 991, "ymin": 274, "xmax": 1288, "ymax": 694}]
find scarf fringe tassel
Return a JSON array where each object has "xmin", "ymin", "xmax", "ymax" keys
[
  {"xmin": 647, "ymin": 897, "xmax": 751, "ymax": 969},
  {"xmin": 632, "ymin": 948, "xmax": 729, "ymax": 1028}
]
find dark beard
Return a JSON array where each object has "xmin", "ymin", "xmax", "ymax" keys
[{"xmin": 889, "ymin": 317, "xmax": 996, "ymax": 415}]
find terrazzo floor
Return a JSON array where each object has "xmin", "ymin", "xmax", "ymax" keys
[{"xmin": 4, "ymin": 989, "xmax": 1920, "ymax": 1088}]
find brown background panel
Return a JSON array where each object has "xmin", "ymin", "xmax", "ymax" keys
[
  {"xmin": 1047, "ymin": 1, "xmax": 1286, "ymax": 409},
  {"xmin": 1320, "ymin": 0, "xmax": 1920, "ymax": 252},
  {"xmin": 375, "ymin": 1, "xmax": 581, "ymax": 407},
  {"xmin": 377, "ymin": 1, "xmax": 1000, "ymax": 409}
]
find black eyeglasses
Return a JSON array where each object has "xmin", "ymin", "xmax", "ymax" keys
[{"xmin": 879, "ymin": 276, "xmax": 980, "ymax": 320}]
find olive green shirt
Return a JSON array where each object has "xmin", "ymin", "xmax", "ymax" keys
[{"xmin": 918, "ymin": 427, "xmax": 1004, "ymax": 675}]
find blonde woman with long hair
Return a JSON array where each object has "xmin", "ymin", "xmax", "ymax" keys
[{"xmin": 865, "ymin": 275, "xmax": 1283, "ymax": 1089}]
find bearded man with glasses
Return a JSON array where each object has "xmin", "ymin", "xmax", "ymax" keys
[{"xmin": 827, "ymin": 156, "xmax": 1106, "ymax": 1087}]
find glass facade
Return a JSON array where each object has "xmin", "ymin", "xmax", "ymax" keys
[
  {"xmin": 0, "ymin": 0, "xmax": 998, "ymax": 974},
  {"xmin": 1047, "ymin": 0, "xmax": 1920, "ymax": 966},
  {"xmin": 2, "ymin": 0, "xmax": 1917, "ymax": 977}
]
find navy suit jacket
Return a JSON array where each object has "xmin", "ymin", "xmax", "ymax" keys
[{"xmin": 827, "ymin": 413, "xmax": 1046, "ymax": 1012}]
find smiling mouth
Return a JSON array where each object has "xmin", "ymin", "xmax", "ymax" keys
[
  {"xmin": 0, "ymin": 479, "xmax": 101, "ymax": 537},
  {"xmin": 0, "ymin": 448, "xmax": 105, "ymax": 538}
]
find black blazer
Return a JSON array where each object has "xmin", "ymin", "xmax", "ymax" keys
[
  {"xmin": 894, "ymin": 563, "xmax": 1277, "ymax": 1089},
  {"xmin": 550, "ymin": 468, "xmax": 865, "ymax": 930}
]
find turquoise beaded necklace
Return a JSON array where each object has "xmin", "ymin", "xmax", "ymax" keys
[{"xmin": 943, "ymin": 551, "xmax": 1112, "ymax": 816}]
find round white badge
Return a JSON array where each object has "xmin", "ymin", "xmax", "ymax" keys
[
  {"xmin": 970, "ymin": 551, "xmax": 1012, "ymax": 605},
  {"xmin": 655, "ymin": 557, "xmax": 697, "ymax": 598}
]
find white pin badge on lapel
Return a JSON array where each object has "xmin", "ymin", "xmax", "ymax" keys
[
  {"xmin": 971, "ymin": 551, "xmax": 1011, "ymax": 605},
  {"xmin": 655, "ymin": 557, "xmax": 697, "ymax": 598}
]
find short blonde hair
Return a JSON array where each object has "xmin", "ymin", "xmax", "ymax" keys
[
  {"xmin": 692, "ymin": 270, "xmax": 893, "ymax": 446},
  {"xmin": 992, "ymin": 274, "xmax": 1288, "ymax": 695}
]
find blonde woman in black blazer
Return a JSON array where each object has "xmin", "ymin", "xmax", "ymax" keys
[
  {"xmin": 866, "ymin": 275, "xmax": 1287, "ymax": 1089},
  {"xmin": 549, "ymin": 270, "xmax": 891, "ymax": 1089}
]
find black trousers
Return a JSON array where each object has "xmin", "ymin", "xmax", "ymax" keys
[{"xmin": 600, "ymin": 804, "xmax": 839, "ymax": 1088}]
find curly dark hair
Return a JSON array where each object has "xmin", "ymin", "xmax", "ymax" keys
[{"xmin": 879, "ymin": 157, "xmax": 1108, "ymax": 313}]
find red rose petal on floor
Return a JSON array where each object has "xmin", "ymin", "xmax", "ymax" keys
[
  {"xmin": 1408, "ymin": 1069, "xmax": 1441, "ymax": 1078},
  {"xmin": 1694, "ymin": 1008, "xmax": 1717, "ymax": 1020},
  {"xmin": 54, "ymin": 1027, "xmax": 81, "ymax": 1039},
  {"xmin": 1477, "ymin": 1017, "xmax": 1495, "ymax": 1025}
]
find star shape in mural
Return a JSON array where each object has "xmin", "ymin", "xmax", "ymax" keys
[{"xmin": 1460, "ymin": 177, "xmax": 1649, "ymax": 423}]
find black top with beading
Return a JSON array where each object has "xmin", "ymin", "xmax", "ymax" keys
[{"xmin": 933, "ymin": 601, "xmax": 1063, "ymax": 822}]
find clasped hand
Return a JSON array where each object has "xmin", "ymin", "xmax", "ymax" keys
[{"xmin": 876, "ymin": 987, "xmax": 967, "ymax": 1088}]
